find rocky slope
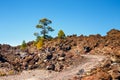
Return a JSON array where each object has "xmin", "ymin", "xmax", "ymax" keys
[
  {"xmin": 0, "ymin": 29, "xmax": 120, "ymax": 80},
  {"xmin": 0, "ymin": 54, "xmax": 106, "ymax": 80}
]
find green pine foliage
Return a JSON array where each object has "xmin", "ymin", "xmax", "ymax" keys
[
  {"xmin": 34, "ymin": 18, "xmax": 54, "ymax": 39},
  {"xmin": 58, "ymin": 30, "xmax": 66, "ymax": 39},
  {"xmin": 20, "ymin": 40, "xmax": 27, "ymax": 50}
]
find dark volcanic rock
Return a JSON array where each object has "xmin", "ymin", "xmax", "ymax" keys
[
  {"xmin": 84, "ymin": 46, "xmax": 91, "ymax": 53},
  {"xmin": 46, "ymin": 53, "xmax": 53, "ymax": 60},
  {"xmin": 46, "ymin": 64, "xmax": 55, "ymax": 70}
]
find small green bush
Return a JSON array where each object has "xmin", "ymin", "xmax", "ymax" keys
[
  {"xmin": 20, "ymin": 40, "xmax": 27, "ymax": 50},
  {"xmin": 36, "ymin": 37, "xmax": 44, "ymax": 49},
  {"xmin": 58, "ymin": 30, "xmax": 66, "ymax": 39}
]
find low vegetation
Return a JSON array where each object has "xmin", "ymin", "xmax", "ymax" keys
[
  {"xmin": 36, "ymin": 37, "xmax": 44, "ymax": 49},
  {"xmin": 20, "ymin": 40, "xmax": 27, "ymax": 50},
  {"xmin": 58, "ymin": 30, "xmax": 66, "ymax": 39}
]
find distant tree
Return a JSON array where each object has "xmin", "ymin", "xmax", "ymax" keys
[
  {"xmin": 20, "ymin": 40, "xmax": 27, "ymax": 50},
  {"xmin": 35, "ymin": 18, "xmax": 54, "ymax": 39},
  {"xmin": 58, "ymin": 30, "xmax": 66, "ymax": 39}
]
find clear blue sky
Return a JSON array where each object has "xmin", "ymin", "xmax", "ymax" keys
[{"xmin": 0, "ymin": 0, "xmax": 120, "ymax": 46}]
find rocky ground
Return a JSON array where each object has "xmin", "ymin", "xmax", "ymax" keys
[
  {"xmin": 0, "ymin": 55, "xmax": 106, "ymax": 80},
  {"xmin": 0, "ymin": 29, "xmax": 120, "ymax": 80}
]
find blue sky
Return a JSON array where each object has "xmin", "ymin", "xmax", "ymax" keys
[{"xmin": 0, "ymin": 0, "xmax": 120, "ymax": 46}]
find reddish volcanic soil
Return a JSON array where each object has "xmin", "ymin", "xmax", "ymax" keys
[{"xmin": 0, "ymin": 54, "xmax": 106, "ymax": 80}]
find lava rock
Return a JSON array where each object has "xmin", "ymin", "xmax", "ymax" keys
[
  {"xmin": 84, "ymin": 46, "xmax": 91, "ymax": 53},
  {"xmin": 65, "ymin": 45, "xmax": 71, "ymax": 51},
  {"xmin": 58, "ymin": 57, "xmax": 65, "ymax": 61},
  {"xmin": 0, "ymin": 54, "xmax": 8, "ymax": 62},
  {"xmin": 46, "ymin": 53, "xmax": 53, "ymax": 60},
  {"xmin": 60, "ymin": 52, "xmax": 66, "ymax": 57},
  {"xmin": 46, "ymin": 64, "xmax": 55, "ymax": 70}
]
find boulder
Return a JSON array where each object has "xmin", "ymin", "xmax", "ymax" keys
[
  {"xmin": 84, "ymin": 46, "xmax": 91, "ymax": 53},
  {"xmin": 46, "ymin": 64, "xmax": 55, "ymax": 70},
  {"xmin": 59, "ymin": 52, "xmax": 66, "ymax": 57},
  {"xmin": 58, "ymin": 57, "xmax": 65, "ymax": 61},
  {"xmin": 23, "ymin": 55, "xmax": 33, "ymax": 62},
  {"xmin": 46, "ymin": 53, "xmax": 53, "ymax": 60}
]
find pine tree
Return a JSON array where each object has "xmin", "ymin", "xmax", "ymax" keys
[{"xmin": 35, "ymin": 18, "xmax": 54, "ymax": 39}]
